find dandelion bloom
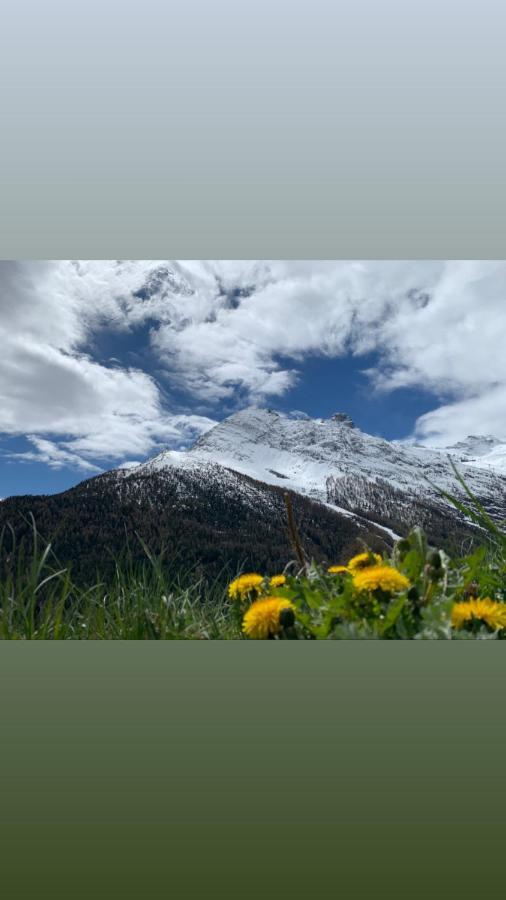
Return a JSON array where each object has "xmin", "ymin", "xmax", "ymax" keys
[
  {"xmin": 228, "ymin": 573, "xmax": 264, "ymax": 601},
  {"xmin": 242, "ymin": 597, "xmax": 296, "ymax": 639},
  {"xmin": 353, "ymin": 565, "xmax": 410, "ymax": 594},
  {"xmin": 347, "ymin": 552, "xmax": 382, "ymax": 573},
  {"xmin": 327, "ymin": 565, "xmax": 349, "ymax": 575},
  {"xmin": 269, "ymin": 574, "xmax": 287, "ymax": 589},
  {"xmin": 451, "ymin": 598, "xmax": 506, "ymax": 631}
]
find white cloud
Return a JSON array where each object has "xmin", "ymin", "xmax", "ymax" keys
[
  {"xmin": 0, "ymin": 261, "xmax": 218, "ymax": 468},
  {"xmin": 11, "ymin": 437, "xmax": 103, "ymax": 473},
  {"xmin": 150, "ymin": 260, "xmax": 446, "ymax": 402},
  {"xmin": 1, "ymin": 259, "xmax": 505, "ymax": 473},
  {"xmin": 361, "ymin": 261, "xmax": 506, "ymax": 444},
  {"xmin": 414, "ymin": 384, "xmax": 506, "ymax": 446}
]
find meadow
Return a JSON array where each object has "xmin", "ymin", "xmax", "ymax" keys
[{"xmin": 1, "ymin": 468, "xmax": 505, "ymax": 640}]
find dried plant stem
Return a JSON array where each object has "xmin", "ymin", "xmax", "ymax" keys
[{"xmin": 284, "ymin": 492, "xmax": 307, "ymax": 573}]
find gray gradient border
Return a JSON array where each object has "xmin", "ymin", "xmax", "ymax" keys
[
  {"xmin": 1, "ymin": 2, "xmax": 506, "ymax": 895},
  {"xmin": 2, "ymin": 1, "xmax": 506, "ymax": 259}
]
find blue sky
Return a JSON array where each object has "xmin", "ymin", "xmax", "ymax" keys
[
  {"xmin": 1, "ymin": 260, "xmax": 504, "ymax": 499},
  {"xmin": 0, "ymin": 352, "xmax": 440, "ymax": 498},
  {"xmin": 274, "ymin": 353, "xmax": 440, "ymax": 438}
]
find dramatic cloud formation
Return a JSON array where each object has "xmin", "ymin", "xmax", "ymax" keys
[
  {"xmin": 0, "ymin": 259, "xmax": 504, "ymax": 472},
  {"xmin": 363, "ymin": 260, "xmax": 506, "ymax": 444},
  {"xmin": 0, "ymin": 261, "xmax": 218, "ymax": 469}
]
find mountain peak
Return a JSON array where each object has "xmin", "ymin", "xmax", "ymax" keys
[
  {"xmin": 215, "ymin": 406, "xmax": 359, "ymax": 427},
  {"xmin": 130, "ymin": 401, "xmax": 506, "ymax": 550},
  {"xmin": 330, "ymin": 413, "xmax": 356, "ymax": 428}
]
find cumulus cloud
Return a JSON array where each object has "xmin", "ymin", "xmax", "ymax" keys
[
  {"xmin": 361, "ymin": 261, "xmax": 506, "ymax": 444},
  {"xmin": 0, "ymin": 259, "xmax": 505, "ymax": 472},
  {"xmin": 150, "ymin": 260, "xmax": 445, "ymax": 402},
  {"xmin": 0, "ymin": 261, "xmax": 217, "ymax": 469}
]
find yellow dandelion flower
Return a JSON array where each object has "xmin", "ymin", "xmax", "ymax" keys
[
  {"xmin": 269, "ymin": 574, "xmax": 287, "ymax": 589},
  {"xmin": 348, "ymin": 552, "xmax": 382, "ymax": 573},
  {"xmin": 451, "ymin": 598, "xmax": 506, "ymax": 631},
  {"xmin": 228, "ymin": 573, "xmax": 264, "ymax": 601},
  {"xmin": 353, "ymin": 565, "xmax": 410, "ymax": 594},
  {"xmin": 327, "ymin": 565, "xmax": 349, "ymax": 574},
  {"xmin": 242, "ymin": 596, "xmax": 296, "ymax": 639}
]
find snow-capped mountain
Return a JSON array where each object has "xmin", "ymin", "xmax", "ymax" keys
[
  {"xmin": 440, "ymin": 435, "xmax": 506, "ymax": 475},
  {"xmin": 0, "ymin": 445, "xmax": 390, "ymax": 585},
  {"xmin": 2, "ymin": 408, "xmax": 504, "ymax": 586},
  {"xmin": 134, "ymin": 408, "xmax": 506, "ymax": 530}
]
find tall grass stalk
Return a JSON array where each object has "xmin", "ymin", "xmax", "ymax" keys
[{"xmin": 0, "ymin": 520, "xmax": 232, "ymax": 640}]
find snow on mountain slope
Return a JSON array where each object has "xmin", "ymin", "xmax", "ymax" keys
[
  {"xmin": 442, "ymin": 436, "xmax": 506, "ymax": 476},
  {"xmin": 396, "ymin": 435, "xmax": 506, "ymax": 478},
  {"xmin": 132, "ymin": 408, "xmax": 506, "ymax": 533}
]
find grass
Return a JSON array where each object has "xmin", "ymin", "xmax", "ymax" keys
[
  {"xmin": 0, "ymin": 519, "xmax": 235, "ymax": 640},
  {"xmin": 0, "ymin": 471, "xmax": 505, "ymax": 640}
]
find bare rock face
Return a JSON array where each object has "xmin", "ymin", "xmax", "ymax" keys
[{"xmin": 330, "ymin": 413, "xmax": 356, "ymax": 428}]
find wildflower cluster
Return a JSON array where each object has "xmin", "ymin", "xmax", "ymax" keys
[
  {"xmin": 226, "ymin": 571, "xmax": 295, "ymax": 639},
  {"xmin": 227, "ymin": 526, "xmax": 506, "ymax": 639}
]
